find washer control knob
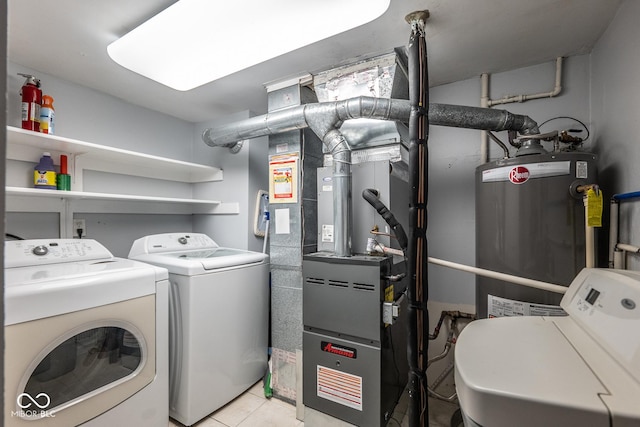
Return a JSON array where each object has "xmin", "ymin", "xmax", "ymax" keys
[
  {"xmin": 32, "ymin": 245, "xmax": 48, "ymax": 256},
  {"xmin": 178, "ymin": 237, "xmax": 188, "ymax": 245}
]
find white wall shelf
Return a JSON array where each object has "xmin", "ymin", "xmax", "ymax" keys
[
  {"xmin": 5, "ymin": 187, "xmax": 239, "ymax": 215},
  {"xmin": 6, "ymin": 126, "xmax": 224, "ymax": 183},
  {"xmin": 5, "ymin": 126, "xmax": 239, "ymax": 226},
  {"xmin": 6, "ymin": 186, "xmax": 220, "ymax": 204}
]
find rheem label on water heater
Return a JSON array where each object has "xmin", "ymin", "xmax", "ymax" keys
[{"xmin": 482, "ymin": 161, "xmax": 571, "ymax": 183}]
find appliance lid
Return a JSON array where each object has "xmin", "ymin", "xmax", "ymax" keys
[
  {"xmin": 130, "ymin": 248, "xmax": 268, "ymax": 275},
  {"xmin": 165, "ymin": 247, "xmax": 267, "ymax": 270},
  {"xmin": 455, "ymin": 316, "xmax": 610, "ymax": 427}
]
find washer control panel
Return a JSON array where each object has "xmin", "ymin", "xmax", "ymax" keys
[
  {"xmin": 5, "ymin": 239, "xmax": 113, "ymax": 268},
  {"xmin": 562, "ymin": 268, "xmax": 640, "ymax": 380},
  {"xmin": 129, "ymin": 233, "xmax": 218, "ymax": 255}
]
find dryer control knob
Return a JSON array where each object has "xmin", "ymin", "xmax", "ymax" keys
[
  {"xmin": 178, "ymin": 237, "xmax": 188, "ymax": 245},
  {"xmin": 32, "ymin": 245, "xmax": 48, "ymax": 256}
]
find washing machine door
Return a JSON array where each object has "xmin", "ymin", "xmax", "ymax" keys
[{"xmin": 4, "ymin": 295, "xmax": 157, "ymax": 427}]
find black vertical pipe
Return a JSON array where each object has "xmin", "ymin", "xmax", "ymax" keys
[{"xmin": 405, "ymin": 10, "xmax": 430, "ymax": 427}]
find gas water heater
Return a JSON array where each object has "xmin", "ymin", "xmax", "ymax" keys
[{"xmin": 475, "ymin": 151, "xmax": 598, "ymax": 318}]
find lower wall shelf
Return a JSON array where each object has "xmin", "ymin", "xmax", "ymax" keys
[{"xmin": 5, "ymin": 187, "xmax": 239, "ymax": 215}]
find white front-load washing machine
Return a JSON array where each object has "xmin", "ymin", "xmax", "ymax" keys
[
  {"xmin": 128, "ymin": 233, "xmax": 269, "ymax": 427},
  {"xmin": 129, "ymin": 233, "xmax": 269, "ymax": 426},
  {"xmin": 4, "ymin": 239, "xmax": 169, "ymax": 427}
]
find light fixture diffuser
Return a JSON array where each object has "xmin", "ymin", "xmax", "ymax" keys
[{"xmin": 107, "ymin": 0, "xmax": 390, "ymax": 91}]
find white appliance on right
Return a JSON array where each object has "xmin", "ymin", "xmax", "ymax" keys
[
  {"xmin": 128, "ymin": 233, "xmax": 269, "ymax": 426},
  {"xmin": 455, "ymin": 268, "xmax": 640, "ymax": 427}
]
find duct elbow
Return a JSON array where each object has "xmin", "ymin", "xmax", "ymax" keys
[
  {"xmin": 520, "ymin": 116, "xmax": 540, "ymax": 135},
  {"xmin": 202, "ymin": 128, "xmax": 218, "ymax": 147},
  {"xmin": 202, "ymin": 128, "xmax": 243, "ymax": 153}
]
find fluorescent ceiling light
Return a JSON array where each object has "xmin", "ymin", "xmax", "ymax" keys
[{"xmin": 107, "ymin": 0, "xmax": 390, "ymax": 91}]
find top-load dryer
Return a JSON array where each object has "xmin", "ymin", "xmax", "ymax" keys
[
  {"xmin": 4, "ymin": 239, "xmax": 169, "ymax": 427},
  {"xmin": 128, "ymin": 232, "xmax": 270, "ymax": 426},
  {"xmin": 455, "ymin": 268, "xmax": 640, "ymax": 427}
]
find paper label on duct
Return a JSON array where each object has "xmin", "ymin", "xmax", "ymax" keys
[
  {"xmin": 317, "ymin": 365, "xmax": 363, "ymax": 411},
  {"xmin": 487, "ymin": 294, "xmax": 565, "ymax": 317}
]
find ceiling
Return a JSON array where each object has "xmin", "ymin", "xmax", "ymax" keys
[{"xmin": 7, "ymin": 0, "xmax": 621, "ymax": 123}]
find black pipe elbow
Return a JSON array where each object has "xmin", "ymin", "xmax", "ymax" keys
[{"xmin": 362, "ymin": 188, "xmax": 409, "ymax": 252}]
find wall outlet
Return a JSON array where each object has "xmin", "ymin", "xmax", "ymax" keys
[{"xmin": 73, "ymin": 219, "xmax": 87, "ymax": 238}]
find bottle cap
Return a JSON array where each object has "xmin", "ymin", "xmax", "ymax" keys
[
  {"xmin": 60, "ymin": 155, "xmax": 68, "ymax": 175},
  {"xmin": 43, "ymin": 152, "xmax": 51, "ymax": 156},
  {"xmin": 42, "ymin": 95, "xmax": 54, "ymax": 107}
]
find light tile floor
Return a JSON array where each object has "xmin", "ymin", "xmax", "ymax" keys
[
  {"xmin": 169, "ymin": 381, "xmax": 302, "ymax": 427},
  {"xmin": 169, "ymin": 381, "xmax": 458, "ymax": 427}
]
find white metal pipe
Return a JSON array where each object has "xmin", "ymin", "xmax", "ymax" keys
[
  {"xmin": 427, "ymin": 256, "xmax": 568, "ymax": 294},
  {"xmin": 617, "ymin": 243, "xmax": 640, "ymax": 253},
  {"xmin": 488, "ymin": 57, "xmax": 563, "ymax": 107},
  {"xmin": 609, "ymin": 201, "xmax": 619, "ymax": 267},
  {"xmin": 614, "ymin": 249, "xmax": 625, "ymax": 269},
  {"xmin": 584, "ymin": 197, "xmax": 596, "ymax": 268}
]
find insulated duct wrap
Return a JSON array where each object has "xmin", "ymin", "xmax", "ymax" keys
[
  {"xmin": 203, "ymin": 97, "xmax": 540, "ymax": 257},
  {"xmin": 202, "ymin": 98, "xmax": 539, "ymax": 149}
]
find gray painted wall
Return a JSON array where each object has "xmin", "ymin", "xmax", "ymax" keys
[
  {"xmin": 427, "ymin": 54, "xmax": 591, "ymax": 305},
  {"xmin": 5, "ymin": 61, "xmax": 266, "ymax": 255},
  {"xmin": 193, "ymin": 113, "xmax": 269, "ymax": 252},
  {"xmin": 7, "ymin": 62, "xmax": 193, "ymax": 161},
  {"xmin": 590, "ymin": 0, "xmax": 640, "ymax": 271}
]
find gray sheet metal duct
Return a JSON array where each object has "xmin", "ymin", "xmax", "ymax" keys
[{"xmin": 202, "ymin": 97, "xmax": 540, "ymax": 257}]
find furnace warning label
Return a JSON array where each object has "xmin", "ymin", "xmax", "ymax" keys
[
  {"xmin": 487, "ymin": 295, "xmax": 566, "ymax": 317},
  {"xmin": 321, "ymin": 224, "xmax": 334, "ymax": 243},
  {"xmin": 317, "ymin": 366, "xmax": 363, "ymax": 411}
]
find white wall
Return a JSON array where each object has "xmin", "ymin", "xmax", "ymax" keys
[
  {"xmin": 590, "ymin": 0, "xmax": 640, "ymax": 271},
  {"xmin": 193, "ymin": 114, "xmax": 269, "ymax": 252},
  {"xmin": 5, "ymin": 61, "xmax": 267, "ymax": 256},
  {"xmin": 7, "ymin": 62, "xmax": 193, "ymax": 161},
  {"xmin": 427, "ymin": 54, "xmax": 591, "ymax": 305}
]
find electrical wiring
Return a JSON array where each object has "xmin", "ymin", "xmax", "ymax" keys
[{"xmin": 538, "ymin": 116, "xmax": 590, "ymax": 141}]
